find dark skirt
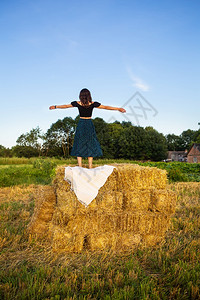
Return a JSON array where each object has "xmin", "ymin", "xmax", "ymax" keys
[{"xmin": 70, "ymin": 119, "xmax": 103, "ymax": 157}]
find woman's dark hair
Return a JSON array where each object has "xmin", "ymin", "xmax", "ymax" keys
[{"xmin": 79, "ymin": 88, "xmax": 92, "ymax": 106}]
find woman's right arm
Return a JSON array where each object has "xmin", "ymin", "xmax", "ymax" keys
[
  {"xmin": 49, "ymin": 104, "xmax": 73, "ymax": 110},
  {"xmin": 97, "ymin": 105, "xmax": 126, "ymax": 113}
]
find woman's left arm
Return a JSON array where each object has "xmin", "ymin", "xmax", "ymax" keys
[
  {"xmin": 49, "ymin": 104, "xmax": 73, "ymax": 110},
  {"xmin": 97, "ymin": 105, "xmax": 126, "ymax": 113}
]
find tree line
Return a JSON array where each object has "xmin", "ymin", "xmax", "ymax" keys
[{"xmin": 1, "ymin": 116, "xmax": 200, "ymax": 161}]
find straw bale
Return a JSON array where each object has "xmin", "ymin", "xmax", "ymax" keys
[
  {"xmin": 50, "ymin": 225, "xmax": 84, "ymax": 253},
  {"xmin": 122, "ymin": 190, "xmax": 151, "ymax": 211},
  {"xmin": 114, "ymin": 212, "xmax": 170, "ymax": 235},
  {"xmin": 49, "ymin": 210, "xmax": 171, "ymax": 252},
  {"xmin": 28, "ymin": 163, "xmax": 176, "ymax": 252},
  {"xmin": 96, "ymin": 168, "xmax": 118, "ymax": 192},
  {"xmin": 55, "ymin": 168, "xmax": 122, "ymax": 213},
  {"xmin": 52, "ymin": 166, "xmax": 71, "ymax": 192},
  {"xmin": 88, "ymin": 233, "xmax": 117, "ymax": 251},
  {"xmin": 53, "ymin": 164, "xmax": 167, "ymax": 212},
  {"xmin": 55, "ymin": 189, "xmax": 84, "ymax": 216},
  {"xmin": 27, "ymin": 186, "xmax": 56, "ymax": 236},
  {"xmin": 59, "ymin": 212, "xmax": 99, "ymax": 234},
  {"xmin": 149, "ymin": 188, "xmax": 177, "ymax": 214},
  {"xmin": 51, "ymin": 229, "xmax": 164, "ymax": 252},
  {"xmin": 51, "ymin": 208, "xmax": 70, "ymax": 226},
  {"xmin": 119, "ymin": 233, "xmax": 142, "ymax": 248},
  {"xmin": 112, "ymin": 164, "xmax": 167, "ymax": 191},
  {"xmin": 54, "ymin": 164, "xmax": 167, "ymax": 195},
  {"xmin": 90, "ymin": 191, "xmax": 124, "ymax": 211},
  {"xmin": 88, "ymin": 232, "xmax": 142, "ymax": 251},
  {"xmin": 55, "ymin": 165, "xmax": 118, "ymax": 193},
  {"xmin": 51, "ymin": 211, "xmax": 161, "ymax": 235}
]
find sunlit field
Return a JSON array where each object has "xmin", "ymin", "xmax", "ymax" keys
[{"xmin": 0, "ymin": 158, "xmax": 199, "ymax": 299}]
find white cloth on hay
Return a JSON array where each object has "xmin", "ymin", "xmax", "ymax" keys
[{"xmin": 64, "ymin": 165, "xmax": 116, "ymax": 207}]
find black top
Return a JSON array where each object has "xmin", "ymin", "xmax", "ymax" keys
[{"xmin": 71, "ymin": 101, "xmax": 101, "ymax": 117}]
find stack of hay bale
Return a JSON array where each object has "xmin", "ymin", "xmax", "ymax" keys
[{"xmin": 45, "ymin": 163, "xmax": 176, "ymax": 252}]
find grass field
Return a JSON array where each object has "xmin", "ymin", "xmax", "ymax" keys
[
  {"xmin": 0, "ymin": 158, "xmax": 199, "ymax": 299},
  {"xmin": 0, "ymin": 158, "xmax": 200, "ymax": 187}
]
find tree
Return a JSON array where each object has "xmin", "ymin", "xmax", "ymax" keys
[
  {"xmin": 117, "ymin": 126, "xmax": 167, "ymax": 161},
  {"xmin": 121, "ymin": 121, "xmax": 132, "ymax": 128},
  {"xmin": 144, "ymin": 127, "xmax": 167, "ymax": 161},
  {"xmin": 180, "ymin": 129, "xmax": 196, "ymax": 150},
  {"xmin": 192, "ymin": 129, "xmax": 200, "ymax": 145},
  {"xmin": 118, "ymin": 126, "xmax": 146, "ymax": 159},
  {"xmin": 107, "ymin": 122, "xmax": 124, "ymax": 158},
  {"xmin": 0, "ymin": 145, "xmax": 12, "ymax": 157},
  {"xmin": 14, "ymin": 127, "xmax": 44, "ymax": 157},
  {"xmin": 12, "ymin": 145, "xmax": 39, "ymax": 158},
  {"xmin": 44, "ymin": 117, "xmax": 77, "ymax": 157},
  {"xmin": 166, "ymin": 134, "xmax": 184, "ymax": 151}
]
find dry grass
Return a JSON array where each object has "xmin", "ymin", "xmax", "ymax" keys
[{"xmin": 0, "ymin": 185, "xmax": 52, "ymax": 271}]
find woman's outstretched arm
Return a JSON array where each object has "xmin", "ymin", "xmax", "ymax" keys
[
  {"xmin": 49, "ymin": 104, "xmax": 73, "ymax": 110},
  {"xmin": 97, "ymin": 105, "xmax": 126, "ymax": 113}
]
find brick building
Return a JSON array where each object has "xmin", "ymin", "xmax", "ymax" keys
[{"xmin": 187, "ymin": 143, "xmax": 200, "ymax": 163}]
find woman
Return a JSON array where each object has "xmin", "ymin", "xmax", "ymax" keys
[{"xmin": 49, "ymin": 88, "xmax": 126, "ymax": 168}]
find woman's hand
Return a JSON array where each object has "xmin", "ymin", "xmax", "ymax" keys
[
  {"xmin": 49, "ymin": 105, "xmax": 56, "ymax": 110},
  {"xmin": 118, "ymin": 108, "xmax": 126, "ymax": 113}
]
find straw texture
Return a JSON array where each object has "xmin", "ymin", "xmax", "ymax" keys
[
  {"xmin": 28, "ymin": 163, "xmax": 176, "ymax": 252},
  {"xmin": 27, "ymin": 186, "xmax": 56, "ymax": 238}
]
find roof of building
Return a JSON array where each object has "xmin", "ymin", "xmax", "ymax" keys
[
  {"xmin": 187, "ymin": 143, "xmax": 200, "ymax": 156},
  {"xmin": 167, "ymin": 151, "xmax": 187, "ymax": 158},
  {"xmin": 168, "ymin": 151, "xmax": 186, "ymax": 154}
]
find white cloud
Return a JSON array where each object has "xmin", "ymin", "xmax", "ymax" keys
[{"xmin": 126, "ymin": 66, "xmax": 150, "ymax": 92}]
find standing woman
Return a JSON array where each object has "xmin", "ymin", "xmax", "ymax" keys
[{"xmin": 49, "ymin": 88, "xmax": 126, "ymax": 168}]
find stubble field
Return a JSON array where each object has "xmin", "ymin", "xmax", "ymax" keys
[{"xmin": 0, "ymin": 158, "xmax": 199, "ymax": 299}]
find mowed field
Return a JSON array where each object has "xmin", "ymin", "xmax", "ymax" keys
[{"xmin": 0, "ymin": 158, "xmax": 200, "ymax": 299}]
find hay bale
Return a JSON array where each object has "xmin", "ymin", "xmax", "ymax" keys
[
  {"xmin": 53, "ymin": 164, "xmax": 169, "ymax": 214},
  {"xmin": 114, "ymin": 164, "xmax": 167, "ymax": 191},
  {"xmin": 28, "ymin": 163, "xmax": 176, "ymax": 252},
  {"xmin": 27, "ymin": 186, "xmax": 56, "ymax": 237},
  {"xmin": 50, "ymin": 225, "xmax": 84, "ymax": 253},
  {"xmin": 149, "ymin": 188, "xmax": 176, "ymax": 214},
  {"xmin": 122, "ymin": 190, "xmax": 151, "ymax": 211},
  {"xmin": 92, "ymin": 191, "xmax": 124, "ymax": 211}
]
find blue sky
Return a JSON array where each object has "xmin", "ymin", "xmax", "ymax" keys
[{"xmin": 0, "ymin": 0, "xmax": 200, "ymax": 148}]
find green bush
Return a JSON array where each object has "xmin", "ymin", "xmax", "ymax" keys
[
  {"xmin": 32, "ymin": 159, "xmax": 56, "ymax": 175},
  {"xmin": 167, "ymin": 168, "xmax": 188, "ymax": 182}
]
